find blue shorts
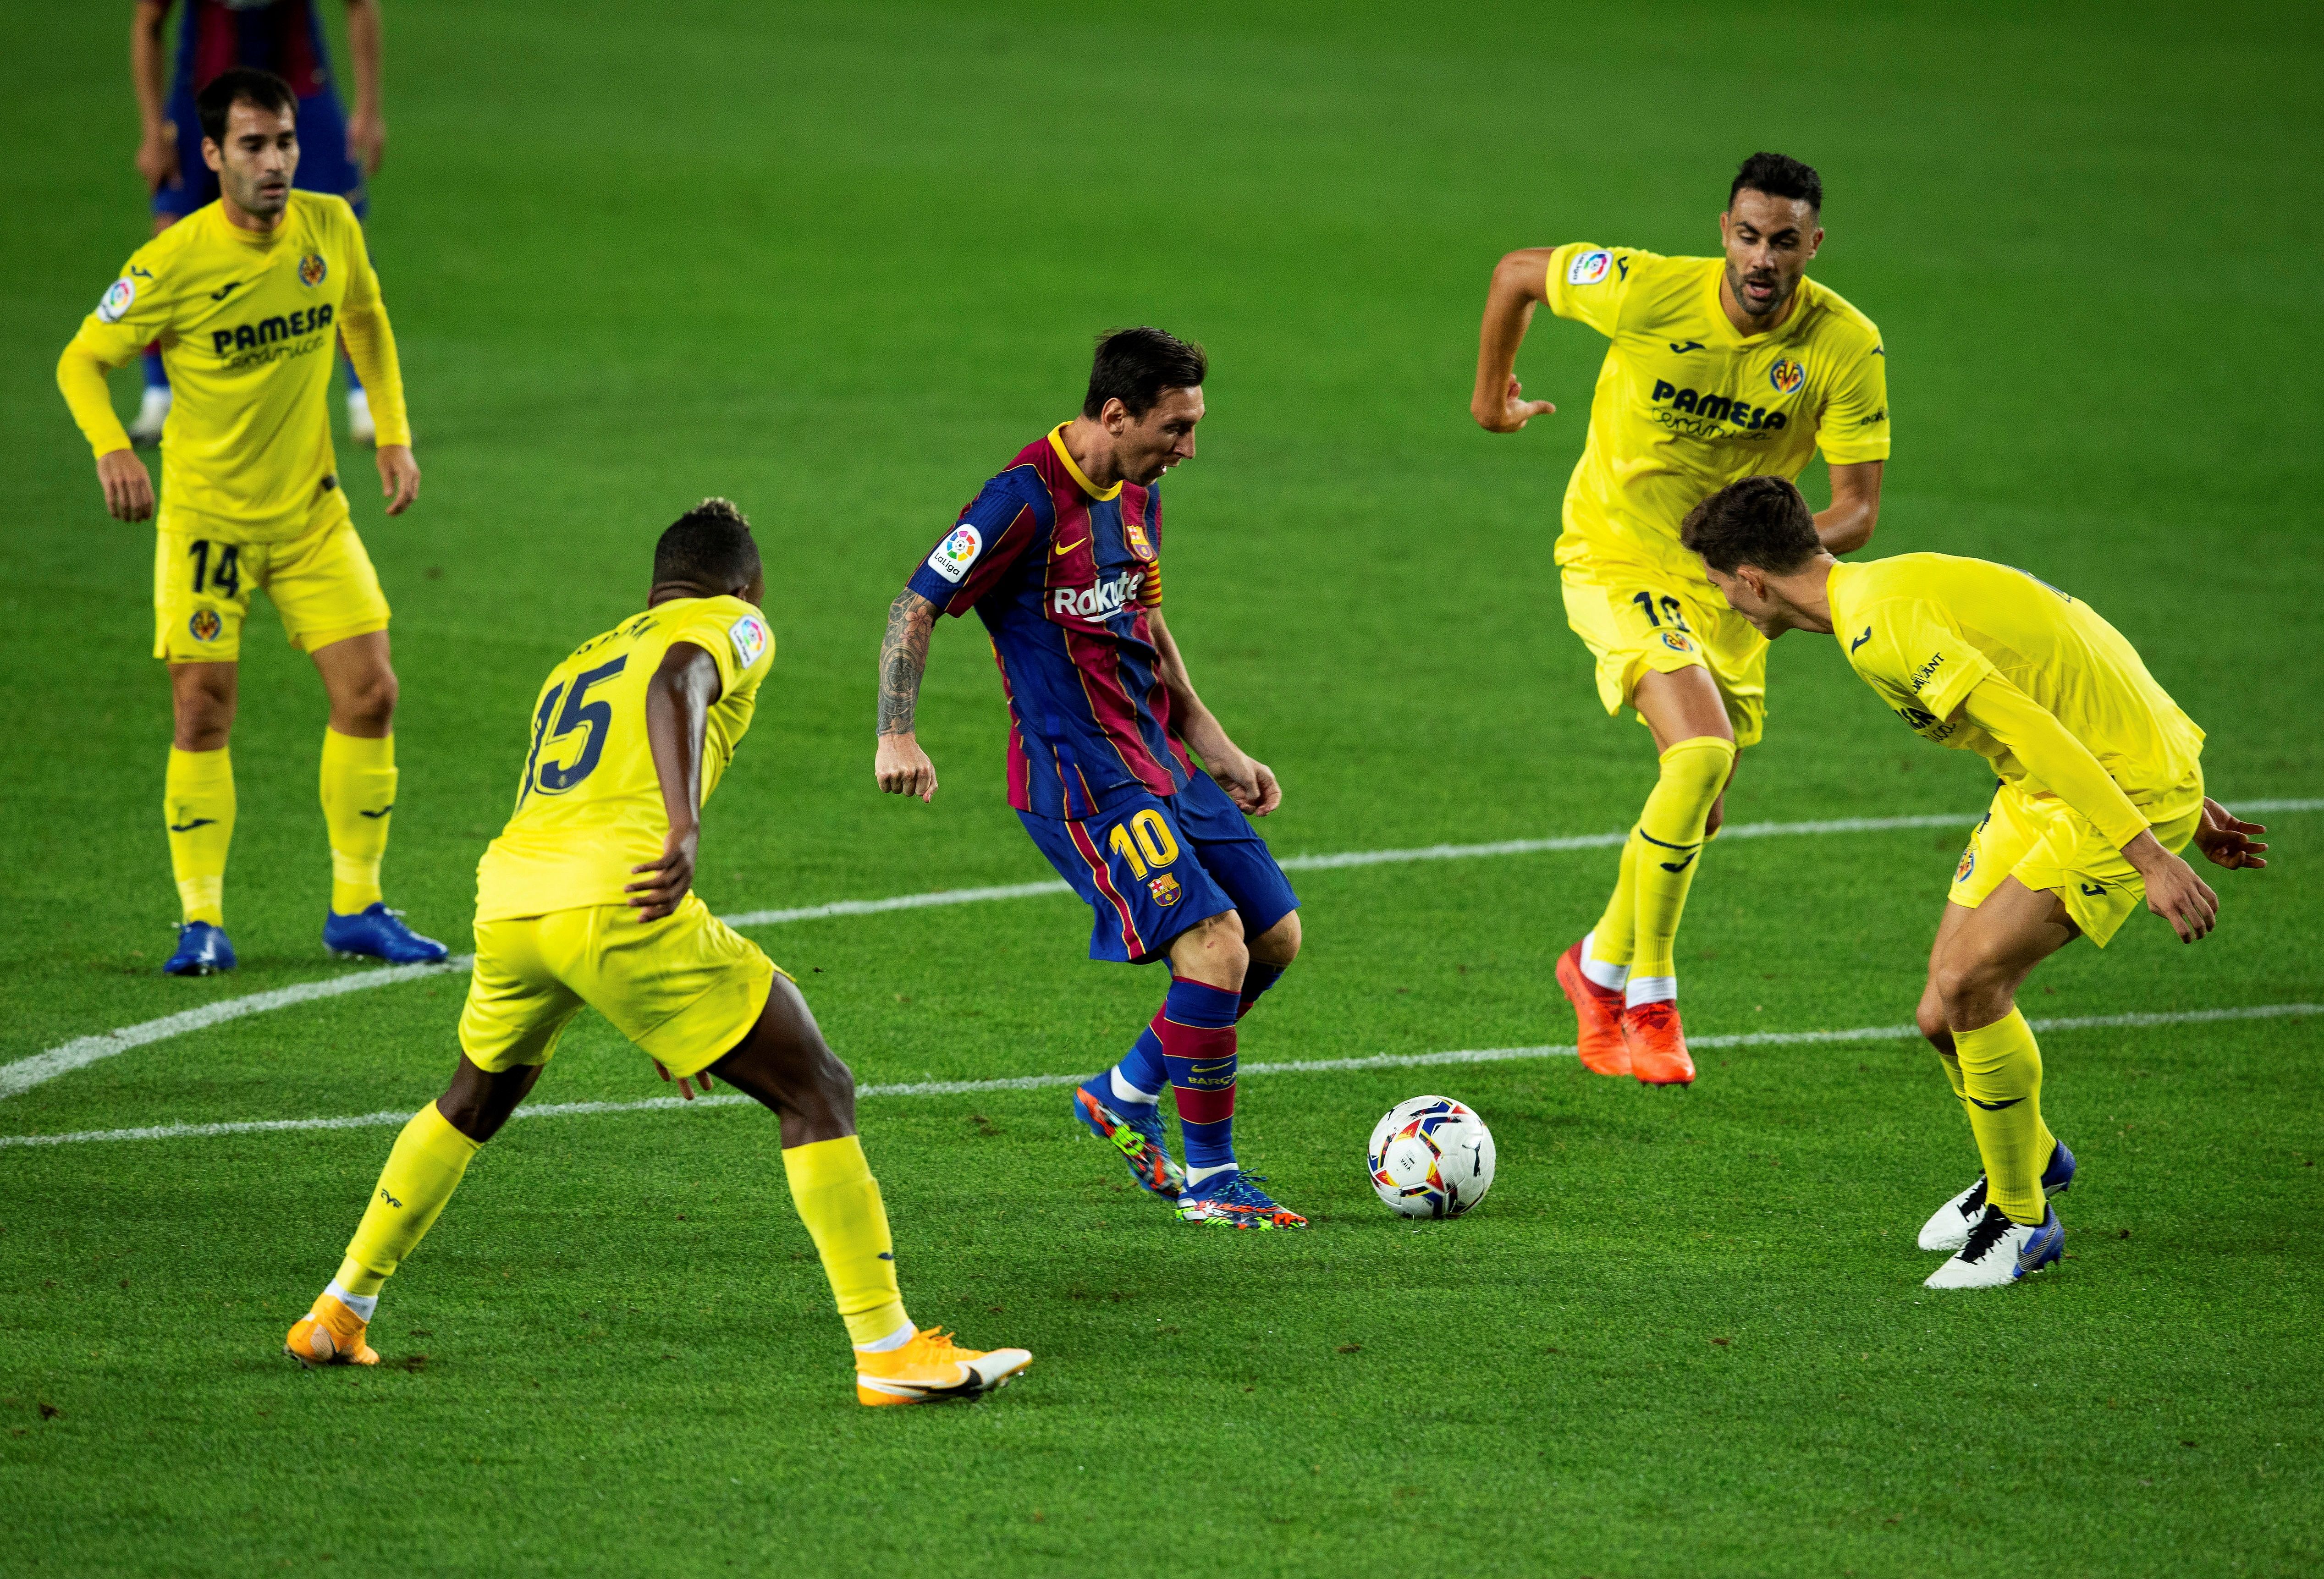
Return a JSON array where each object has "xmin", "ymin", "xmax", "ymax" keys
[
  {"xmin": 1019, "ymin": 770, "xmax": 1299, "ymax": 965},
  {"xmin": 154, "ymin": 88, "xmax": 367, "ymax": 220}
]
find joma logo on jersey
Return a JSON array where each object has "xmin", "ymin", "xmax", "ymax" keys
[
  {"xmin": 1052, "ymin": 569, "xmax": 1144, "ymax": 620},
  {"xmin": 1649, "ymin": 380, "xmax": 1790, "ymax": 431},
  {"xmin": 210, "ymin": 304, "xmax": 334, "ymax": 355}
]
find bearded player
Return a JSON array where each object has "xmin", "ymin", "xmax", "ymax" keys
[
  {"xmin": 1471, "ymin": 152, "xmax": 1890, "ymax": 1085},
  {"xmin": 58, "ymin": 68, "xmax": 442, "ymax": 974},
  {"xmin": 1683, "ymin": 476, "xmax": 2267, "ymax": 1287},
  {"xmin": 874, "ymin": 328, "xmax": 1307, "ymax": 1231},
  {"xmin": 287, "ymin": 501, "xmax": 1031, "ymax": 1406}
]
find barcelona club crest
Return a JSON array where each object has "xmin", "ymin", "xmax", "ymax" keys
[
  {"xmin": 1147, "ymin": 873, "xmax": 1182, "ymax": 907},
  {"xmin": 1124, "ymin": 517, "xmax": 1156, "ymax": 562},
  {"xmin": 189, "ymin": 610, "xmax": 223, "ymax": 642},
  {"xmin": 298, "ymin": 253, "xmax": 328, "ymax": 288},
  {"xmin": 1768, "ymin": 357, "xmax": 1805, "ymax": 395}
]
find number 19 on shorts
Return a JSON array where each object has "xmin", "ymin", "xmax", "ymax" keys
[{"xmin": 1107, "ymin": 809, "xmax": 1180, "ymax": 877}]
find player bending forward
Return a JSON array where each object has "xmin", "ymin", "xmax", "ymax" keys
[
  {"xmin": 1683, "ymin": 477, "xmax": 2266, "ymax": 1289},
  {"xmin": 287, "ymin": 502, "xmax": 1030, "ymax": 1405},
  {"xmin": 59, "ymin": 67, "xmax": 441, "ymax": 975},
  {"xmin": 875, "ymin": 328, "xmax": 1307, "ymax": 1230},
  {"xmin": 1471, "ymin": 152, "xmax": 1889, "ymax": 1084}
]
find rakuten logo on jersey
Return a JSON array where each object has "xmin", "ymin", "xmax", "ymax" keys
[{"xmin": 1052, "ymin": 569, "xmax": 1145, "ymax": 620}]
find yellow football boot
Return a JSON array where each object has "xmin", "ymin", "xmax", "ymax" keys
[
  {"xmin": 284, "ymin": 1293, "xmax": 380, "ymax": 1368},
  {"xmin": 855, "ymin": 1328, "xmax": 1030, "ymax": 1407}
]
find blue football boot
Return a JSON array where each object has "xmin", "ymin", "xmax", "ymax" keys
[
  {"xmin": 1177, "ymin": 1172, "xmax": 1308, "ymax": 1231},
  {"xmin": 1072, "ymin": 1076, "xmax": 1184, "ymax": 1199},
  {"xmin": 163, "ymin": 921, "xmax": 236, "ymax": 976},
  {"xmin": 323, "ymin": 903, "xmax": 449, "ymax": 966},
  {"xmin": 1924, "ymin": 1202, "xmax": 2065, "ymax": 1289},
  {"xmin": 1918, "ymin": 1139, "xmax": 2076, "ymax": 1252}
]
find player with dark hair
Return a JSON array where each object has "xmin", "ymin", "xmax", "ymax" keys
[
  {"xmin": 1680, "ymin": 476, "xmax": 2267, "ymax": 1287},
  {"xmin": 286, "ymin": 501, "xmax": 1032, "ymax": 1405},
  {"xmin": 59, "ymin": 66, "xmax": 438, "ymax": 975},
  {"xmin": 1469, "ymin": 151, "xmax": 1892, "ymax": 1086},
  {"xmin": 874, "ymin": 328, "xmax": 1309, "ymax": 1230},
  {"xmin": 130, "ymin": 0, "xmax": 391, "ymax": 446}
]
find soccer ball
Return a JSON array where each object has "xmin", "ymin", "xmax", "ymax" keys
[{"xmin": 1367, "ymin": 1095, "xmax": 1497, "ymax": 1219}]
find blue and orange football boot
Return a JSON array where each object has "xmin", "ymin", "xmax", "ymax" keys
[
  {"xmin": 283, "ymin": 1292, "xmax": 380, "ymax": 1368},
  {"xmin": 1177, "ymin": 1172, "xmax": 1308, "ymax": 1231},
  {"xmin": 164, "ymin": 920, "xmax": 236, "ymax": 976},
  {"xmin": 855, "ymin": 1327, "xmax": 1032, "ymax": 1407},
  {"xmin": 324, "ymin": 903, "xmax": 449, "ymax": 966},
  {"xmin": 1072, "ymin": 1077, "xmax": 1185, "ymax": 1200}
]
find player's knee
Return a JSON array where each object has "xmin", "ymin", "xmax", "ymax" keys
[
  {"xmin": 1929, "ymin": 953, "xmax": 2006, "ymax": 1027},
  {"xmin": 1915, "ymin": 992, "xmax": 1951, "ymax": 1048},
  {"xmin": 1182, "ymin": 909, "xmax": 1249, "ymax": 985},
  {"xmin": 1252, "ymin": 910, "xmax": 1301, "ymax": 967},
  {"xmin": 336, "ymin": 666, "xmax": 398, "ymax": 732}
]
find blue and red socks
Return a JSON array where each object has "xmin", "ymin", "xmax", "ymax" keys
[
  {"xmin": 1152, "ymin": 976, "xmax": 1239, "ymax": 1185},
  {"xmin": 1236, "ymin": 959, "xmax": 1285, "ymax": 1021}
]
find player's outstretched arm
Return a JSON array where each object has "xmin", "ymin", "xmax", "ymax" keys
[
  {"xmin": 875, "ymin": 590, "xmax": 940, "ymax": 802},
  {"xmin": 131, "ymin": 1, "xmax": 178, "ymax": 193},
  {"xmin": 628, "ymin": 641, "xmax": 722, "ymax": 922},
  {"xmin": 1470, "ymin": 248, "xmax": 1559, "ymax": 434},
  {"xmin": 1960, "ymin": 676, "xmax": 2218, "ymax": 942},
  {"xmin": 1150, "ymin": 608, "xmax": 1280, "ymax": 816}
]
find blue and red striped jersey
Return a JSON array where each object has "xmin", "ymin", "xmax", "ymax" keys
[
  {"xmin": 907, "ymin": 425, "xmax": 1192, "ymax": 820},
  {"xmin": 168, "ymin": 0, "xmax": 333, "ymax": 100}
]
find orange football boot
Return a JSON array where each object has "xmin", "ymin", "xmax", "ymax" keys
[
  {"xmin": 855, "ymin": 1327, "xmax": 1032, "ymax": 1407},
  {"xmin": 284, "ymin": 1292, "xmax": 380, "ymax": 1368},
  {"xmin": 1555, "ymin": 938, "xmax": 1631, "ymax": 1077},
  {"xmin": 1621, "ymin": 999, "xmax": 1697, "ymax": 1086}
]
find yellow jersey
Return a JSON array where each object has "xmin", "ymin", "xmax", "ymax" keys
[
  {"xmin": 1828, "ymin": 554, "xmax": 2203, "ymax": 804},
  {"xmin": 474, "ymin": 596, "xmax": 776, "ymax": 922},
  {"xmin": 1545, "ymin": 244, "xmax": 1890, "ymax": 587},
  {"xmin": 59, "ymin": 194, "xmax": 409, "ymax": 545}
]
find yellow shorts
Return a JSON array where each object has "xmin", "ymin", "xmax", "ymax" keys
[
  {"xmin": 1949, "ymin": 765, "xmax": 2205, "ymax": 947},
  {"xmin": 153, "ymin": 487, "xmax": 390, "ymax": 663},
  {"xmin": 458, "ymin": 894, "xmax": 782, "ymax": 1079},
  {"xmin": 1559, "ymin": 563, "xmax": 1768, "ymax": 748}
]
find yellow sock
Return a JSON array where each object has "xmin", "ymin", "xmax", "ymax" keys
[
  {"xmin": 1936, "ymin": 1047, "xmax": 1972, "ymax": 1127},
  {"xmin": 164, "ymin": 747, "xmax": 236, "ymax": 925},
  {"xmin": 1955, "ymin": 1008, "xmax": 2057, "ymax": 1226},
  {"xmin": 336, "ymin": 1102, "xmax": 480, "ymax": 1295},
  {"xmin": 1629, "ymin": 736, "xmax": 1735, "ymax": 981},
  {"xmin": 1587, "ymin": 831, "xmax": 1641, "ymax": 970},
  {"xmin": 320, "ymin": 729, "xmax": 396, "ymax": 914},
  {"xmin": 782, "ymin": 1135, "xmax": 910, "ymax": 1347}
]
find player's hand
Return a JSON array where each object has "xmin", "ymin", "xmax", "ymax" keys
[
  {"xmin": 652, "ymin": 1059, "xmax": 715, "ymax": 1101},
  {"xmin": 378, "ymin": 444, "xmax": 420, "ymax": 515},
  {"xmin": 2125, "ymin": 833, "xmax": 2219, "ymax": 943},
  {"xmin": 97, "ymin": 449, "xmax": 155, "ymax": 522},
  {"xmin": 2193, "ymin": 797, "xmax": 2268, "ymax": 871},
  {"xmin": 876, "ymin": 732, "xmax": 939, "ymax": 802},
  {"xmin": 1209, "ymin": 749, "xmax": 1282, "ymax": 817},
  {"xmin": 137, "ymin": 126, "xmax": 180, "ymax": 192},
  {"xmin": 1472, "ymin": 374, "xmax": 1555, "ymax": 434},
  {"xmin": 347, "ymin": 109, "xmax": 386, "ymax": 176},
  {"xmin": 626, "ymin": 822, "xmax": 699, "ymax": 922}
]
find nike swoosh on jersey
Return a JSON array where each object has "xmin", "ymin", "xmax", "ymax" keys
[
  {"xmin": 1851, "ymin": 627, "xmax": 1873, "ymax": 653},
  {"xmin": 168, "ymin": 818, "xmax": 218, "ymax": 832},
  {"xmin": 358, "ymin": 805, "xmax": 395, "ymax": 819},
  {"xmin": 1052, "ymin": 538, "xmax": 1087, "ymax": 557},
  {"xmin": 1966, "ymin": 1095, "xmax": 2026, "ymax": 1111}
]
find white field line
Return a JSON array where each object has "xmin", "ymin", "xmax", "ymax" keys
[
  {"xmin": 2, "ymin": 1002, "xmax": 2314, "ymax": 1152},
  {"xmin": 5, "ymin": 797, "xmax": 2316, "ymax": 1105}
]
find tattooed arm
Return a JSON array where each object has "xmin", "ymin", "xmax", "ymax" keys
[{"xmin": 874, "ymin": 589, "xmax": 941, "ymax": 801}]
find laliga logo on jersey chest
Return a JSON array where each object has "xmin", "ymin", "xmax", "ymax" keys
[{"xmin": 1052, "ymin": 568, "xmax": 1143, "ymax": 620}]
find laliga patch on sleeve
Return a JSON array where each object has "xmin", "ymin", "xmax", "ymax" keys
[
  {"xmin": 1567, "ymin": 249, "xmax": 1613, "ymax": 286},
  {"xmin": 925, "ymin": 523, "xmax": 982, "ymax": 585},
  {"xmin": 728, "ymin": 614, "xmax": 769, "ymax": 670},
  {"xmin": 97, "ymin": 277, "xmax": 138, "ymax": 323}
]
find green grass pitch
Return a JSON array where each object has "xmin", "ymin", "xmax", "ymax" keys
[{"xmin": 2, "ymin": 2, "xmax": 2320, "ymax": 1573}]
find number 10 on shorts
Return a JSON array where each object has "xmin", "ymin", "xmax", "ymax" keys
[{"xmin": 1107, "ymin": 809, "xmax": 1180, "ymax": 877}]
